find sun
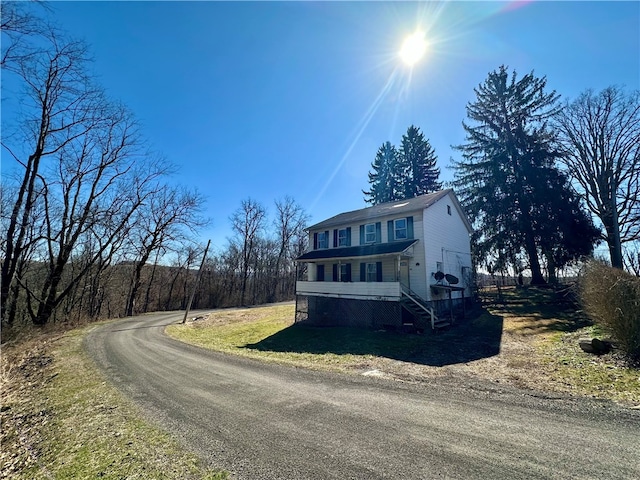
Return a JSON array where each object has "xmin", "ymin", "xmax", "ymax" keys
[{"xmin": 399, "ymin": 31, "xmax": 428, "ymax": 66}]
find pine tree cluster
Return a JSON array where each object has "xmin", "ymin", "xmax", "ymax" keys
[{"xmin": 363, "ymin": 125, "xmax": 442, "ymax": 205}]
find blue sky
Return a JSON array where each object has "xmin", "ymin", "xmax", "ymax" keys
[{"xmin": 7, "ymin": 1, "xmax": 640, "ymax": 251}]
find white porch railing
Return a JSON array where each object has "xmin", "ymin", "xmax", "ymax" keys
[
  {"xmin": 296, "ymin": 281, "xmax": 401, "ymax": 301},
  {"xmin": 400, "ymin": 285, "xmax": 438, "ymax": 329}
]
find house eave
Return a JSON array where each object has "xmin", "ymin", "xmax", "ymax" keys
[{"xmin": 295, "ymin": 239, "xmax": 418, "ymax": 262}]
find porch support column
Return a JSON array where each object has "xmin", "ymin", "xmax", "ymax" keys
[{"xmin": 308, "ymin": 263, "xmax": 317, "ymax": 281}]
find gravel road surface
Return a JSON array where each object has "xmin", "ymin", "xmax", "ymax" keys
[{"xmin": 85, "ymin": 312, "xmax": 640, "ymax": 479}]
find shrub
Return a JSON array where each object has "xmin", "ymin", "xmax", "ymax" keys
[{"xmin": 580, "ymin": 261, "xmax": 640, "ymax": 364}]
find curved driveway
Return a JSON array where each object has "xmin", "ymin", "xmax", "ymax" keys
[{"xmin": 85, "ymin": 312, "xmax": 640, "ymax": 479}]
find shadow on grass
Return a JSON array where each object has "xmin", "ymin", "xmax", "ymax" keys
[
  {"xmin": 243, "ymin": 309, "xmax": 503, "ymax": 367},
  {"xmin": 483, "ymin": 286, "xmax": 592, "ymax": 336}
]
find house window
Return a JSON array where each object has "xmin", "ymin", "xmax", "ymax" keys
[
  {"xmin": 366, "ymin": 263, "xmax": 377, "ymax": 282},
  {"xmin": 365, "ymin": 223, "xmax": 376, "ymax": 243},
  {"xmin": 338, "ymin": 228, "xmax": 348, "ymax": 246},
  {"xmin": 394, "ymin": 218, "xmax": 407, "ymax": 240},
  {"xmin": 447, "ymin": 205, "xmax": 452, "ymax": 216},
  {"xmin": 317, "ymin": 265, "xmax": 325, "ymax": 281},
  {"xmin": 317, "ymin": 231, "xmax": 328, "ymax": 249},
  {"xmin": 339, "ymin": 263, "xmax": 352, "ymax": 282}
]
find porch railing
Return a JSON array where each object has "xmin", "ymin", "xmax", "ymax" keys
[
  {"xmin": 400, "ymin": 284, "xmax": 438, "ymax": 329},
  {"xmin": 295, "ymin": 281, "xmax": 401, "ymax": 300}
]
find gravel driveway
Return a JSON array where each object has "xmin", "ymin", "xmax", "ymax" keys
[{"xmin": 85, "ymin": 311, "xmax": 640, "ymax": 479}]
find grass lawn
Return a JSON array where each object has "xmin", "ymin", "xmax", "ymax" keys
[
  {"xmin": 167, "ymin": 289, "xmax": 640, "ymax": 407},
  {"xmin": 1, "ymin": 326, "xmax": 228, "ymax": 480}
]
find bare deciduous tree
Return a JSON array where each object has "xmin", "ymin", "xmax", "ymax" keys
[
  {"xmin": 124, "ymin": 186, "xmax": 206, "ymax": 316},
  {"xmin": 555, "ymin": 86, "xmax": 640, "ymax": 269},
  {"xmin": 273, "ymin": 197, "xmax": 309, "ymax": 300},
  {"xmin": 230, "ymin": 198, "xmax": 266, "ymax": 305},
  {"xmin": 1, "ymin": 9, "xmax": 165, "ymax": 325}
]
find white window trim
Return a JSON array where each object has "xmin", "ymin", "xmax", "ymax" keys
[
  {"xmin": 317, "ymin": 232, "xmax": 328, "ymax": 249},
  {"xmin": 394, "ymin": 218, "xmax": 407, "ymax": 240},
  {"xmin": 364, "ymin": 223, "xmax": 376, "ymax": 243},
  {"xmin": 339, "ymin": 263, "xmax": 348, "ymax": 281},
  {"xmin": 338, "ymin": 228, "xmax": 348, "ymax": 247}
]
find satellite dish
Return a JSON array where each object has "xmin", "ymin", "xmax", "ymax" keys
[
  {"xmin": 434, "ymin": 271, "xmax": 445, "ymax": 281},
  {"xmin": 445, "ymin": 273, "xmax": 459, "ymax": 285}
]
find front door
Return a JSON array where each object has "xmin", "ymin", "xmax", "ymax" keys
[{"xmin": 399, "ymin": 260, "xmax": 410, "ymax": 288}]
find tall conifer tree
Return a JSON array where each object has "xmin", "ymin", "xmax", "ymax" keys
[
  {"xmin": 364, "ymin": 126, "xmax": 441, "ymax": 205},
  {"xmin": 363, "ymin": 141, "xmax": 400, "ymax": 204},
  {"xmin": 398, "ymin": 125, "xmax": 442, "ymax": 198},
  {"xmin": 451, "ymin": 66, "xmax": 568, "ymax": 285}
]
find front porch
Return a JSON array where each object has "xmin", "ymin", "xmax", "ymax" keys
[{"xmin": 295, "ymin": 280, "xmax": 401, "ymax": 301}]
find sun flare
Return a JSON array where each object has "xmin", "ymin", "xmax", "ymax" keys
[{"xmin": 399, "ymin": 31, "xmax": 428, "ymax": 66}]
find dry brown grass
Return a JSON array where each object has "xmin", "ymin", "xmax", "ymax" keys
[
  {"xmin": 1, "ymin": 334, "xmax": 59, "ymax": 477},
  {"xmin": 1, "ymin": 327, "xmax": 227, "ymax": 479}
]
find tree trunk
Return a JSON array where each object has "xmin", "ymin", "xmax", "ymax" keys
[
  {"xmin": 34, "ymin": 265, "xmax": 64, "ymax": 326},
  {"xmin": 606, "ymin": 201, "xmax": 624, "ymax": 269},
  {"xmin": 545, "ymin": 251, "xmax": 557, "ymax": 284},
  {"xmin": 523, "ymin": 233, "xmax": 545, "ymax": 285},
  {"xmin": 126, "ymin": 258, "xmax": 148, "ymax": 317},
  {"xmin": 143, "ymin": 258, "xmax": 159, "ymax": 313}
]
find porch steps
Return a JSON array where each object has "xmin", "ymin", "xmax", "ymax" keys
[{"xmin": 400, "ymin": 289, "xmax": 450, "ymax": 331}]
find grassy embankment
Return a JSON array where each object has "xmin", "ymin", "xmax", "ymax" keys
[
  {"xmin": 1, "ymin": 325, "xmax": 227, "ymax": 480},
  {"xmin": 167, "ymin": 289, "xmax": 640, "ymax": 406}
]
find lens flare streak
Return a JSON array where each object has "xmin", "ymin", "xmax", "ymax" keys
[{"xmin": 309, "ymin": 68, "xmax": 400, "ymax": 212}]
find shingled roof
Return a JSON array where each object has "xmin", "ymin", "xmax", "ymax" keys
[
  {"xmin": 296, "ymin": 239, "xmax": 418, "ymax": 262},
  {"xmin": 308, "ymin": 189, "xmax": 455, "ymax": 231}
]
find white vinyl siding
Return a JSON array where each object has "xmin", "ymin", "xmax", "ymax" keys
[{"xmin": 422, "ymin": 192, "xmax": 472, "ymax": 301}]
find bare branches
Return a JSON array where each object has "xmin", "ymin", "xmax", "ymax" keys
[
  {"xmin": 230, "ymin": 198, "xmax": 267, "ymax": 305},
  {"xmin": 555, "ymin": 87, "xmax": 640, "ymax": 268},
  {"xmin": 0, "ymin": 7, "xmax": 196, "ymax": 326}
]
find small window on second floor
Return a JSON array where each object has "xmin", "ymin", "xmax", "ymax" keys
[
  {"xmin": 394, "ymin": 218, "xmax": 407, "ymax": 240},
  {"xmin": 365, "ymin": 223, "xmax": 376, "ymax": 243},
  {"xmin": 338, "ymin": 228, "xmax": 349, "ymax": 247},
  {"xmin": 317, "ymin": 231, "xmax": 328, "ymax": 249},
  {"xmin": 447, "ymin": 205, "xmax": 452, "ymax": 216}
]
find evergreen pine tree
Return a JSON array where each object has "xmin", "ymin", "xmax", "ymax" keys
[
  {"xmin": 530, "ymin": 167, "xmax": 600, "ymax": 283},
  {"xmin": 452, "ymin": 66, "xmax": 564, "ymax": 285},
  {"xmin": 363, "ymin": 141, "xmax": 400, "ymax": 205},
  {"xmin": 398, "ymin": 125, "xmax": 442, "ymax": 199}
]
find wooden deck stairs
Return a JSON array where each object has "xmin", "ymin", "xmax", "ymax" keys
[{"xmin": 400, "ymin": 286, "xmax": 451, "ymax": 332}]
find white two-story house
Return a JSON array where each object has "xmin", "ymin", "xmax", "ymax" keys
[{"xmin": 295, "ymin": 189, "xmax": 473, "ymax": 331}]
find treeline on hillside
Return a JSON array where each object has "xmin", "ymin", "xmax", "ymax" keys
[
  {"xmin": 1, "ymin": 4, "xmax": 203, "ymax": 328},
  {"xmin": 2, "ymin": 192, "xmax": 307, "ymax": 329},
  {"xmin": 0, "ymin": 4, "xmax": 308, "ymax": 330}
]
